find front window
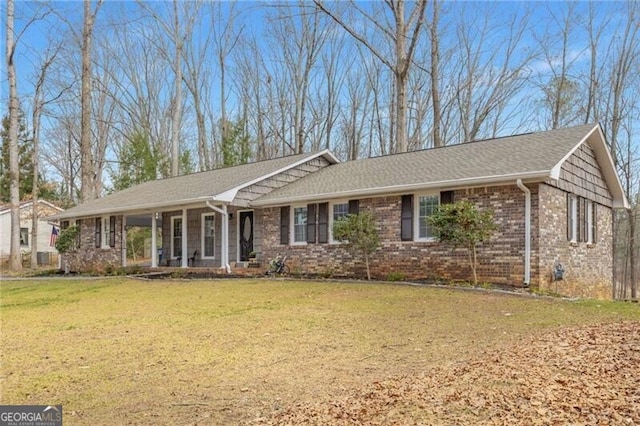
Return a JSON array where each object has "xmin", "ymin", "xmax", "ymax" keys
[
  {"xmin": 330, "ymin": 202, "xmax": 349, "ymax": 242},
  {"xmin": 20, "ymin": 227, "xmax": 29, "ymax": 246},
  {"xmin": 101, "ymin": 216, "xmax": 111, "ymax": 249},
  {"xmin": 417, "ymin": 194, "xmax": 439, "ymax": 240},
  {"xmin": 172, "ymin": 216, "xmax": 182, "ymax": 258},
  {"xmin": 202, "ymin": 214, "xmax": 215, "ymax": 258},
  {"xmin": 293, "ymin": 206, "xmax": 307, "ymax": 243}
]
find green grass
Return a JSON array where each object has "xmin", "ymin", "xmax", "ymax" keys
[{"xmin": 1, "ymin": 278, "xmax": 638, "ymax": 425}]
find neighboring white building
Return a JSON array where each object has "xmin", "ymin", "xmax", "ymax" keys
[{"xmin": 0, "ymin": 200, "xmax": 63, "ymax": 260}]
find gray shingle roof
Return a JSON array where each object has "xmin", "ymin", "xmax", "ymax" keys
[
  {"xmin": 253, "ymin": 124, "xmax": 600, "ymax": 206},
  {"xmin": 51, "ymin": 152, "xmax": 333, "ymax": 219}
]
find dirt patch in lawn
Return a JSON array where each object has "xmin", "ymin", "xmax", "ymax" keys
[{"xmin": 1, "ymin": 279, "xmax": 638, "ymax": 425}]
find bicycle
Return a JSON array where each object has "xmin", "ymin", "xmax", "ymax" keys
[{"xmin": 266, "ymin": 255, "xmax": 290, "ymax": 275}]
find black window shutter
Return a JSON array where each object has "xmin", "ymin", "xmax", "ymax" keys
[
  {"xmin": 280, "ymin": 206, "xmax": 290, "ymax": 245},
  {"xmin": 348, "ymin": 199, "xmax": 359, "ymax": 215},
  {"xmin": 318, "ymin": 202, "xmax": 329, "ymax": 243},
  {"xmin": 401, "ymin": 195, "xmax": 413, "ymax": 241},
  {"xmin": 306, "ymin": 204, "xmax": 317, "ymax": 244},
  {"xmin": 440, "ymin": 190, "xmax": 454, "ymax": 204},
  {"xmin": 109, "ymin": 216, "xmax": 116, "ymax": 247},
  {"xmin": 95, "ymin": 218, "xmax": 101, "ymax": 248},
  {"xmin": 75, "ymin": 219, "xmax": 81, "ymax": 247}
]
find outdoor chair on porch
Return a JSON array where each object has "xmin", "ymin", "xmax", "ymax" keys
[
  {"xmin": 170, "ymin": 249, "xmax": 198, "ymax": 267},
  {"xmin": 188, "ymin": 249, "xmax": 198, "ymax": 266}
]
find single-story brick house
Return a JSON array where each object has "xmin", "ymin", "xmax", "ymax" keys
[{"xmin": 50, "ymin": 124, "xmax": 628, "ymax": 299}]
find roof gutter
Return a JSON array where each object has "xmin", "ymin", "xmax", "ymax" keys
[{"xmin": 516, "ymin": 179, "xmax": 531, "ymax": 287}]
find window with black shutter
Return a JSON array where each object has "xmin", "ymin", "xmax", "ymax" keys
[
  {"xmin": 318, "ymin": 203, "xmax": 329, "ymax": 243},
  {"xmin": 306, "ymin": 203, "xmax": 317, "ymax": 244},
  {"xmin": 109, "ymin": 216, "xmax": 116, "ymax": 247},
  {"xmin": 280, "ymin": 206, "xmax": 290, "ymax": 245},
  {"xmin": 401, "ymin": 195, "xmax": 413, "ymax": 241},
  {"xmin": 75, "ymin": 219, "xmax": 81, "ymax": 248},
  {"xmin": 440, "ymin": 190, "xmax": 454, "ymax": 204},
  {"xmin": 95, "ymin": 218, "xmax": 101, "ymax": 248},
  {"xmin": 348, "ymin": 199, "xmax": 359, "ymax": 215}
]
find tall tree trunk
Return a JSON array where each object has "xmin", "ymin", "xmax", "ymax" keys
[
  {"xmin": 6, "ymin": 0, "xmax": 21, "ymax": 271},
  {"xmin": 628, "ymin": 208, "xmax": 637, "ymax": 299},
  {"xmin": 171, "ymin": 0, "xmax": 182, "ymax": 177},
  {"xmin": 80, "ymin": 0, "xmax": 101, "ymax": 202},
  {"xmin": 30, "ymin": 94, "xmax": 42, "ymax": 269},
  {"xmin": 429, "ymin": 1, "xmax": 442, "ymax": 147}
]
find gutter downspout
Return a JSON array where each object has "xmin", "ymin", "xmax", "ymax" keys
[
  {"xmin": 151, "ymin": 212, "xmax": 157, "ymax": 268},
  {"xmin": 516, "ymin": 179, "xmax": 531, "ymax": 286},
  {"xmin": 206, "ymin": 200, "xmax": 231, "ymax": 273}
]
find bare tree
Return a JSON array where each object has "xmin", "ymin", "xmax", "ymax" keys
[
  {"xmin": 6, "ymin": 0, "xmax": 21, "ymax": 271},
  {"xmin": 452, "ymin": 4, "xmax": 534, "ymax": 142},
  {"xmin": 210, "ymin": 1, "xmax": 242, "ymax": 163},
  {"xmin": 596, "ymin": 2, "xmax": 640, "ymax": 299},
  {"xmin": 268, "ymin": 2, "xmax": 329, "ymax": 154},
  {"xmin": 138, "ymin": 0, "xmax": 198, "ymax": 176},
  {"xmin": 314, "ymin": 0, "xmax": 427, "ymax": 153},
  {"xmin": 30, "ymin": 42, "xmax": 64, "ymax": 268},
  {"xmin": 80, "ymin": 0, "xmax": 103, "ymax": 202},
  {"xmin": 428, "ymin": 0, "xmax": 442, "ymax": 147}
]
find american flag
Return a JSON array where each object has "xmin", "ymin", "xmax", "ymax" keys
[{"xmin": 50, "ymin": 226, "xmax": 59, "ymax": 247}]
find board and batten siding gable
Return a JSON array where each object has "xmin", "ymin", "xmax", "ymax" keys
[
  {"xmin": 548, "ymin": 141, "xmax": 613, "ymax": 207},
  {"xmin": 233, "ymin": 157, "xmax": 332, "ymax": 206}
]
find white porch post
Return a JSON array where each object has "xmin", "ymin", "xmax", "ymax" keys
[
  {"xmin": 206, "ymin": 200, "xmax": 231, "ymax": 273},
  {"xmin": 181, "ymin": 208, "xmax": 188, "ymax": 268},
  {"xmin": 222, "ymin": 204, "xmax": 229, "ymax": 272},
  {"xmin": 122, "ymin": 215, "xmax": 127, "ymax": 268},
  {"xmin": 151, "ymin": 212, "xmax": 157, "ymax": 268}
]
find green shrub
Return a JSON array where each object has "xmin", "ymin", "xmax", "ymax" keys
[{"xmin": 386, "ymin": 271, "xmax": 407, "ymax": 282}]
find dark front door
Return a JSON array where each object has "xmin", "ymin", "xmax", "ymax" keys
[{"xmin": 239, "ymin": 211, "xmax": 254, "ymax": 261}]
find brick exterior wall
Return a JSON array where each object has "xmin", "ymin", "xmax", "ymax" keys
[
  {"xmin": 255, "ymin": 140, "xmax": 616, "ymax": 299},
  {"xmin": 259, "ymin": 185, "xmax": 536, "ymax": 286},
  {"xmin": 62, "ymin": 215, "xmax": 124, "ymax": 272},
  {"xmin": 537, "ymin": 183, "xmax": 613, "ymax": 299}
]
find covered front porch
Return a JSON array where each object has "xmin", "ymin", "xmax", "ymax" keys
[{"xmin": 123, "ymin": 203, "xmax": 259, "ymax": 272}]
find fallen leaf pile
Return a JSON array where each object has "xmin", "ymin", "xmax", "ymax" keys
[{"xmin": 263, "ymin": 322, "xmax": 640, "ymax": 425}]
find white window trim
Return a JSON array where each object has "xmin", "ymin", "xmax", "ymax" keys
[
  {"xmin": 414, "ymin": 192, "xmax": 440, "ymax": 242},
  {"xmin": 586, "ymin": 201, "xmax": 594, "ymax": 244},
  {"xmin": 101, "ymin": 216, "xmax": 111, "ymax": 249},
  {"xmin": 291, "ymin": 204, "xmax": 308, "ymax": 245},
  {"xmin": 329, "ymin": 200, "xmax": 350, "ymax": 244},
  {"xmin": 20, "ymin": 227, "xmax": 29, "ymax": 247},
  {"xmin": 201, "ymin": 212, "xmax": 215, "ymax": 259},
  {"xmin": 171, "ymin": 215, "xmax": 182, "ymax": 258},
  {"xmin": 569, "ymin": 194, "xmax": 578, "ymax": 243}
]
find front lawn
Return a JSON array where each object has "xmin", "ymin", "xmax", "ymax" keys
[{"xmin": 1, "ymin": 278, "xmax": 638, "ymax": 424}]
